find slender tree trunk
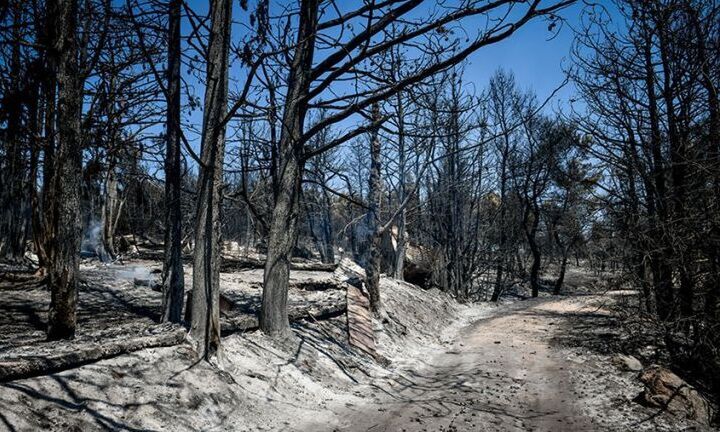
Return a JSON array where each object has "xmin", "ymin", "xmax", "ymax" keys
[
  {"xmin": 321, "ymin": 190, "xmax": 335, "ymax": 264},
  {"xmin": 658, "ymin": 20, "xmax": 692, "ymax": 325},
  {"xmin": 365, "ymin": 104, "xmax": 383, "ymax": 314},
  {"xmin": 635, "ymin": 251, "xmax": 654, "ymax": 314},
  {"xmin": 393, "ymin": 92, "xmax": 407, "ymax": 281},
  {"xmin": 161, "ymin": 0, "xmax": 185, "ymax": 324},
  {"xmin": 306, "ymin": 189, "xmax": 334, "ymax": 264},
  {"xmin": 46, "ymin": 0, "xmax": 83, "ymax": 341},
  {"xmin": 689, "ymin": 5, "xmax": 720, "ymax": 328},
  {"xmin": 100, "ymin": 166, "xmax": 118, "ymax": 260},
  {"xmin": 491, "ymin": 156, "xmax": 508, "ymax": 302},
  {"xmin": 189, "ymin": 0, "xmax": 231, "ymax": 359},
  {"xmin": 553, "ymin": 247, "xmax": 569, "ymax": 295},
  {"xmin": 27, "ymin": 80, "xmax": 41, "ymax": 265},
  {"xmin": 643, "ymin": 23, "xmax": 675, "ymax": 323},
  {"xmin": 260, "ymin": 0, "xmax": 318, "ymax": 338},
  {"xmin": 393, "ymin": 213, "xmax": 406, "ymax": 280},
  {"xmin": 0, "ymin": 1, "xmax": 28, "ymax": 262},
  {"xmin": 35, "ymin": 6, "xmax": 58, "ymax": 275},
  {"xmin": 526, "ymin": 205, "xmax": 541, "ymax": 298}
]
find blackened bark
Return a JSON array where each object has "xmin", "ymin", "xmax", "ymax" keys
[
  {"xmin": 34, "ymin": 2, "xmax": 58, "ymax": 274},
  {"xmin": 635, "ymin": 252, "xmax": 654, "ymax": 314},
  {"xmin": 321, "ymin": 189, "xmax": 335, "ymax": 264},
  {"xmin": 260, "ymin": 0, "xmax": 318, "ymax": 338},
  {"xmin": 308, "ymin": 190, "xmax": 334, "ymax": 264},
  {"xmin": 47, "ymin": 0, "xmax": 83, "ymax": 341},
  {"xmin": 365, "ymin": 104, "xmax": 383, "ymax": 314},
  {"xmin": 393, "ymin": 92, "xmax": 407, "ymax": 281},
  {"xmin": 642, "ymin": 24, "xmax": 675, "ymax": 323},
  {"xmin": 553, "ymin": 245, "xmax": 568, "ymax": 295},
  {"xmin": 190, "ymin": 0, "xmax": 231, "ymax": 359},
  {"xmin": 393, "ymin": 213, "xmax": 406, "ymax": 281},
  {"xmin": 491, "ymin": 145, "xmax": 509, "ymax": 302},
  {"xmin": 0, "ymin": 1, "xmax": 28, "ymax": 262},
  {"xmin": 526, "ymin": 204, "xmax": 541, "ymax": 298},
  {"xmin": 161, "ymin": 0, "xmax": 185, "ymax": 324},
  {"xmin": 100, "ymin": 165, "xmax": 119, "ymax": 260},
  {"xmin": 657, "ymin": 18, "xmax": 693, "ymax": 324}
]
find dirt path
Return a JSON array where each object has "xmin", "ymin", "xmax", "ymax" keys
[{"xmin": 315, "ymin": 296, "xmax": 604, "ymax": 432}]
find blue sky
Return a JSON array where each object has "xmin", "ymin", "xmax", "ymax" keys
[
  {"xmin": 461, "ymin": 2, "xmax": 584, "ymax": 108},
  {"xmin": 178, "ymin": 1, "xmax": 601, "ymax": 161}
]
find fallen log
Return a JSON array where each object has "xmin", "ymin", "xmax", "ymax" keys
[
  {"xmin": 136, "ymin": 250, "xmax": 190, "ymax": 262},
  {"xmin": 220, "ymin": 257, "xmax": 338, "ymax": 272},
  {"xmin": 0, "ymin": 325, "xmax": 187, "ymax": 383},
  {"xmin": 0, "ymin": 300, "xmax": 347, "ymax": 382},
  {"xmin": 137, "ymin": 249, "xmax": 338, "ymax": 272},
  {"xmin": 289, "ymin": 260, "xmax": 338, "ymax": 271},
  {"xmin": 133, "ymin": 252, "xmax": 338, "ymax": 273},
  {"xmin": 221, "ymin": 299, "xmax": 347, "ymax": 335},
  {"xmin": 219, "ymin": 256, "xmax": 265, "ymax": 270}
]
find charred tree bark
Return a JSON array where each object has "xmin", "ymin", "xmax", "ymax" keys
[
  {"xmin": 320, "ymin": 188, "xmax": 335, "ymax": 264},
  {"xmin": 309, "ymin": 192, "xmax": 335, "ymax": 264},
  {"xmin": 189, "ymin": 0, "xmax": 231, "ymax": 359},
  {"xmin": 33, "ymin": 14, "xmax": 57, "ymax": 275},
  {"xmin": 100, "ymin": 164, "xmax": 119, "ymax": 260},
  {"xmin": 525, "ymin": 202, "xmax": 542, "ymax": 298},
  {"xmin": 553, "ymin": 230, "xmax": 569, "ymax": 295},
  {"xmin": 260, "ymin": 0, "xmax": 318, "ymax": 338},
  {"xmin": 393, "ymin": 92, "xmax": 407, "ymax": 281},
  {"xmin": 161, "ymin": 0, "xmax": 185, "ymax": 324},
  {"xmin": 46, "ymin": 0, "xmax": 83, "ymax": 341},
  {"xmin": 365, "ymin": 104, "xmax": 383, "ymax": 315},
  {"xmin": 491, "ymin": 141, "xmax": 510, "ymax": 302},
  {"xmin": 657, "ymin": 15, "xmax": 693, "ymax": 324},
  {"xmin": 642, "ymin": 22, "xmax": 675, "ymax": 323},
  {"xmin": 0, "ymin": 1, "xmax": 28, "ymax": 262}
]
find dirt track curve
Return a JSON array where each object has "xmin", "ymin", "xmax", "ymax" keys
[{"xmin": 317, "ymin": 296, "xmax": 602, "ymax": 432}]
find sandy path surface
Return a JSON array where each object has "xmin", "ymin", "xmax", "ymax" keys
[{"xmin": 315, "ymin": 296, "xmax": 601, "ymax": 432}]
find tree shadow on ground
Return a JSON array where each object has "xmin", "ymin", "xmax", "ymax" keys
[{"xmin": 0, "ymin": 347, "xmax": 244, "ymax": 432}]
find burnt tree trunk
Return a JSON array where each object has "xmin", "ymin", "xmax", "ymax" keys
[
  {"xmin": 491, "ymin": 144, "xmax": 509, "ymax": 302},
  {"xmin": 161, "ymin": 0, "xmax": 185, "ymax": 324},
  {"xmin": 100, "ymin": 164, "xmax": 119, "ymax": 260},
  {"xmin": 46, "ymin": 0, "xmax": 83, "ymax": 341},
  {"xmin": 189, "ymin": 0, "xmax": 231, "ymax": 360},
  {"xmin": 658, "ymin": 18, "xmax": 692, "ymax": 324},
  {"xmin": 393, "ymin": 92, "xmax": 407, "ymax": 281},
  {"xmin": 319, "ymin": 188, "xmax": 335, "ymax": 264},
  {"xmin": 643, "ymin": 23, "xmax": 675, "ymax": 323},
  {"xmin": 0, "ymin": 1, "xmax": 28, "ymax": 262},
  {"xmin": 260, "ymin": 0, "xmax": 318, "ymax": 338},
  {"xmin": 365, "ymin": 104, "xmax": 383, "ymax": 315},
  {"xmin": 553, "ymin": 232, "xmax": 569, "ymax": 295},
  {"xmin": 526, "ymin": 203, "xmax": 542, "ymax": 298}
]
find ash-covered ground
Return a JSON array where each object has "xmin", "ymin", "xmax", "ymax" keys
[{"xmin": 0, "ymin": 262, "xmax": 714, "ymax": 431}]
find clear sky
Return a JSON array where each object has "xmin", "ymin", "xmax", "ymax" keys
[
  {"xmin": 461, "ymin": 1, "xmax": 586, "ymax": 109},
  {"xmin": 179, "ymin": 1, "xmax": 596, "ymax": 159}
]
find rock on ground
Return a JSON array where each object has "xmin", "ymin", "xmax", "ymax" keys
[{"xmin": 639, "ymin": 364, "xmax": 713, "ymax": 425}]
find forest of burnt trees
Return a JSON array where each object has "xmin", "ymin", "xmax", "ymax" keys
[{"xmin": 1, "ymin": 0, "xmax": 720, "ymax": 419}]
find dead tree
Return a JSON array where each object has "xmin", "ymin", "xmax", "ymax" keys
[
  {"xmin": 512, "ymin": 115, "xmax": 556, "ymax": 298},
  {"xmin": 487, "ymin": 70, "xmax": 523, "ymax": 302},
  {"xmin": 259, "ymin": 0, "xmax": 320, "ymax": 338},
  {"xmin": 189, "ymin": 0, "xmax": 232, "ymax": 359},
  {"xmin": 571, "ymin": 0, "xmax": 720, "ymax": 394},
  {"xmin": 46, "ymin": 0, "xmax": 83, "ymax": 340},
  {"xmin": 161, "ymin": 0, "xmax": 185, "ymax": 324},
  {"xmin": 365, "ymin": 104, "xmax": 383, "ymax": 314},
  {"xmin": 0, "ymin": 0, "xmax": 29, "ymax": 262},
  {"xmin": 260, "ymin": 0, "xmax": 576, "ymax": 337}
]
